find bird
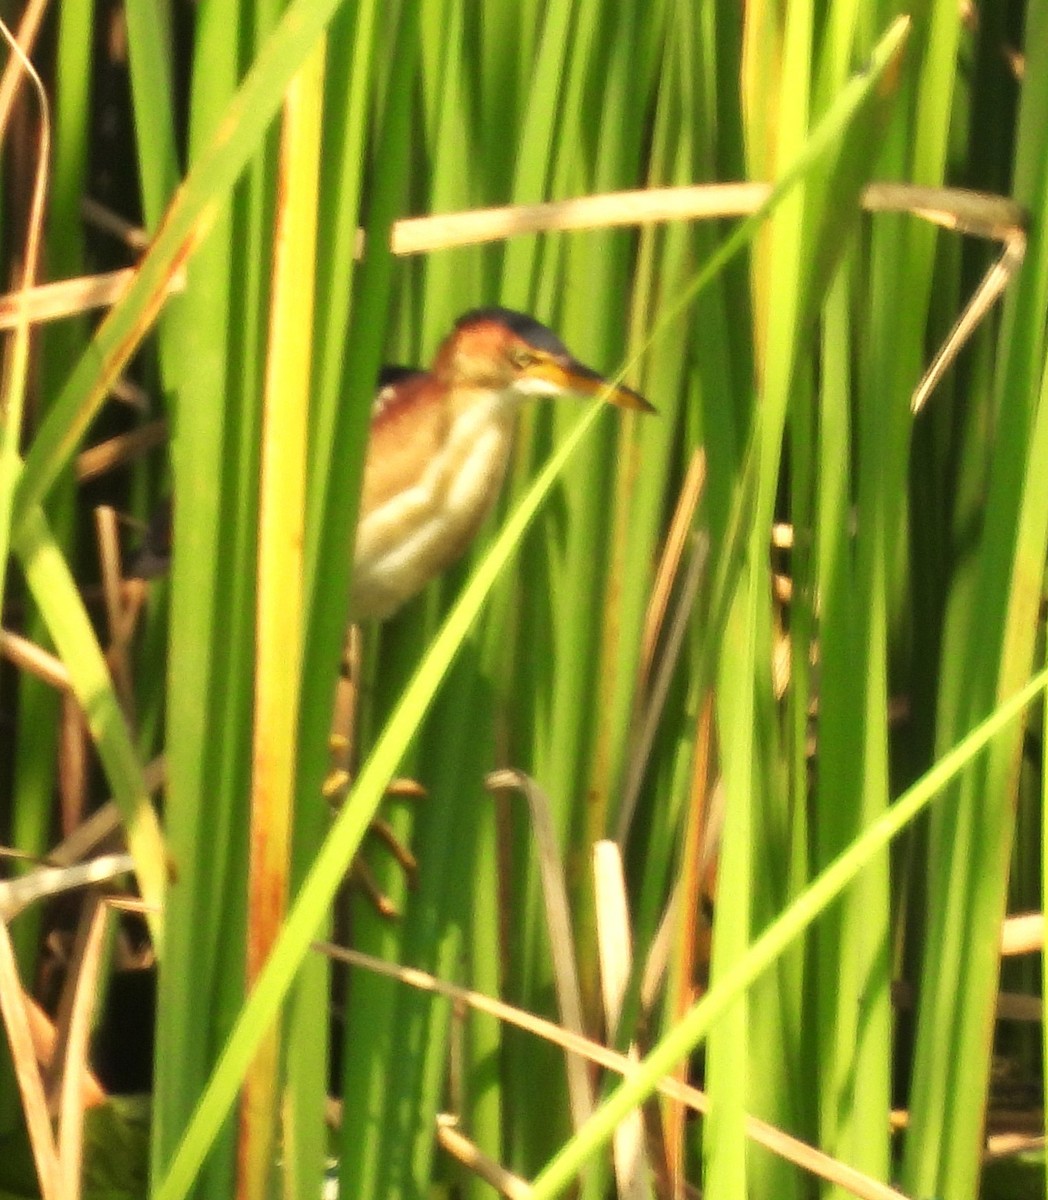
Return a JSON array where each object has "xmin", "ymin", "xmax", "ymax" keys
[
  {"xmin": 351, "ymin": 306, "xmax": 653, "ymax": 620},
  {"xmin": 132, "ymin": 308, "xmax": 652, "ymax": 618}
]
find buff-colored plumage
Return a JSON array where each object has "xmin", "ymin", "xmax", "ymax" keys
[{"xmin": 349, "ymin": 308, "xmax": 652, "ymax": 620}]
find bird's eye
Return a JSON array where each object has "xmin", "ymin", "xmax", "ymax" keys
[{"xmin": 510, "ymin": 347, "xmax": 537, "ymax": 369}]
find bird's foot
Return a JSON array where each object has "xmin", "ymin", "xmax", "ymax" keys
[{"xmin": 324, "ymin": 770, "xmax": 426, "ymax": 918}]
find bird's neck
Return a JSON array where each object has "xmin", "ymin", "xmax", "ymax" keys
[
  {"xmin": 441, "ymin": 386, "xmax": 520, "ymax": 506},
  {"xmin": 447, "ymin": 383, "xmax": 525, "ymax": 427}
]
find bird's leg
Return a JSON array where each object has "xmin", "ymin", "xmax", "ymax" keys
[{"xmin": 327, "ymin": 627, "xmax": 424, "ymax": 917}]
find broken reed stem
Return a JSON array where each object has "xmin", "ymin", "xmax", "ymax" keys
[{"xmin": 0, "ymin": 182, "xmax": 1024, "ymax": 331}]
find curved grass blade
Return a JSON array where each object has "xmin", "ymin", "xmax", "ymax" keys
[
  {"xmin": 0, "ymin": 23, "xmax": 49, "ymax": 619},
  {"xmin": 13, "ymin": 505, "xmax": 166, "ymax": 945}
]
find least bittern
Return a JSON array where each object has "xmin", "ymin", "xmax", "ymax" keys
[
  {"xmin": 351, "ymin": 307, "xmax": 653, "ymax": 619},
  {"xmin": 130, "ymin": 308, "xmax": 651, "ymax": 912}
]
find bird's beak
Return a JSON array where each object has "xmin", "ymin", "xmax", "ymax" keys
[{"xmin": 541, "ymin": 358, "xmax": 656, "ymax": 413}]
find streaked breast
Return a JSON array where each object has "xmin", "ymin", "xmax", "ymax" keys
[{"xmin": 351, "ymin": 390, "xmax": 516, "ymax": 620}]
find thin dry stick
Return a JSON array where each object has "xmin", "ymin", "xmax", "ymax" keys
[
  {"xmin": 0, "ymin": 267, "xmax": 140, "ymax": 329},
  {"xmin": 315, "ymin": 941, "xmax": 910, "ymax": 1200},
  {"xmin": 391, "ymin": 184, "xmax": 770, "ymax": 254},
  {"xmin": 1000, "ymin": 912, "xmax": 1043, "ymax": 955},
  {"xmin": 81, "ymin": 197, "xmax": 151, "ymax": 252},
  {"xmin": 46, "ymin": 755, "xmax": 165, "ymax": 868},
  {"xmin": 0, "ymin": 16, "xmax": 49, "ymax": 445},
  {"xmin": 859, "ymin": 184, "xmax": 1027, "ymax": 411},
  {"xmin": 76, "ymin": 419, "xmax": 168, "ymax": 482},
  {"xmin": 0, "ymin": 184, "xmax": 1023, "ymax": 418},
  {"xmin": 0, "ymin": 918, "xmax": 60, "ymax": 1200},
  {"xmin": 57, "ymin": 692, "xmax": 88, "ymax": 836},
  {"xmin": 0, "ymin": 0, "xmax": 49, "ymax": 142},
  {"xmin": 436, "ymin": 1116, "xmax": 532, "ymax": 1200},
  {"xmin": 995, "ymin": 992, "xmax": 1041, "ymax": 1021},
  {"xmin": 0, "ymin": 627, "xmax": 70, "ymax": 689},
  {"xmin": 54, "ymin": 895, "xmax": 109, "ymax": 1200},
  {"xmin": 659, "ymin": 695, "xmax": 716, "ymax": 1200},
  {"xmin": 638, "ymin": 448, "xmax": 708, "ymax": 699},
  {"xmin": 911, "ymin": 232, "xmax": 1026, "ymax": 412},
  {"xmin": 95, "ymin": 506, "xmax": 126, "ymax": 637},
  {"xmin": 24, "ymin": 994, "xmax": 106, "ymax": 1109},
  {"xmin": 984, "ymin": 1132, "xmax": 1047, "ymax": 1161},
  {"xmin": 616, "ymin": 528, "xmax": 709, "ymax": 846},
  {"xmin": 0, "ymin": 853, "xmax": 134, "ymax": 922},
  {"xmin": 94, "ymin": 505, "xmax": 139, "ymax": 724},
  {"xmin": 617, "ymin": 446, "xmax": 709, "ymax": 852},
  {"xmin": 395, "ymin": 184, "xmax": 1020, "ymax": 252}
]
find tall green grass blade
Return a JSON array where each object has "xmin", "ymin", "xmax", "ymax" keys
[
  {"xmin": 151, "ymin": 0, "xmax": 256, "ymax": 1191},
  {"xmin": 124, "ymin": 0, "xmax": 181, "ymax": 227},
  {"xmin": 242, "ymin": 39, "xmax": 326, "ymax": 1200}
]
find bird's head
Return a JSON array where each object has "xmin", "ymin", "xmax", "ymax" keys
[{"xmin": 430, "ymin": 307, "xmax": 654, "ymax": 416}]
